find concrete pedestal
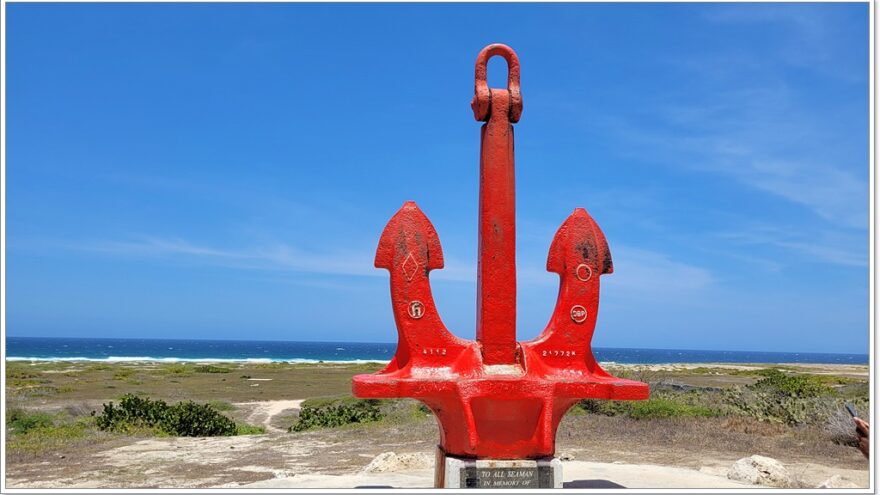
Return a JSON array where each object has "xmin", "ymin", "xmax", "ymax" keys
[{"xmin": 435, "ymin": 447, "xmax": 562, "ymax": 488}]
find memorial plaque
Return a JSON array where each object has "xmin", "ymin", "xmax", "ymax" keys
[{"xmin": 460, "ymin": 466, "xmax": 555, "ymax": 489}]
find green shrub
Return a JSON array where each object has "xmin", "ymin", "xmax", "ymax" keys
[
  {"xmin": 7, "ymin": 408, "xmax": 55, "ymax": 434},
  {"xmin": 749, "ymin": 369, "xmax": 832, "ymax": 398},
  {"xmin": 715, "ymin": 370, "xmax": 838, "ymax": 425},
  {"xmin": 160, "ymin": 401, "xmax": 237, "ymax": 436},
  {"xmin": 94, "ymin": 394, "xmax": 238, "ymax": 436},
  {"xmin": 95, "ymin": 394, "xmax": 167, "ymax": 431},
  {"xmin": 627, "ymin": 398, "xmax": 717, "ymax": 419},
  {"xmin": 578, "ymin": 395, "xmax": 720, "ymax": 419},
  {"xmin": 236, "ymin": 424, "xmax": 266, "ymax": 435},
  {"xmin": 290, "ymin": 398, "xmax": 383, "ymax": 432},
  {"xmin": 721, "ymin": 386, "xmax": 868, "ymax": 426}
]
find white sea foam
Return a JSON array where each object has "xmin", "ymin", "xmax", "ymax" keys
[{"xmin": 7, "ymin": 357, "xmax": 96, "ymax": 362}]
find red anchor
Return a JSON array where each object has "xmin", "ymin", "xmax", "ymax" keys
[{"xmin": 353, "ymin": 44, "xmax": 648, "ymax": 460}]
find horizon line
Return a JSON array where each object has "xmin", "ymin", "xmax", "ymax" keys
[{"xmin": 5, "ymin": 334, "xmax": 869, "ymax": 357}]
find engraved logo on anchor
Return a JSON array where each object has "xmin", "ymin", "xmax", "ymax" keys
[
  {"xmin": 570, "ymin": 305, "xmax": 588, "ymax": 324},
  {"xmin": 408, "ymin": 300, "xmax": 426, "ymax": 319}
]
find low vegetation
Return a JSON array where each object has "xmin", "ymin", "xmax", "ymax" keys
[
  {"xmin": 7, "ymin": 408, "xmax": 55, "ymax": 434},
  {"xmin": 5, "ymin": 361, "xmax": 869, "ymax": 469},
  {"xmin": 577, "ymin": 366, "xmax": 869, "ymax": 449},
  {"xmin": 6, "ymin": 407, "xmax": 101, "ymax": 458},
  {"xmin": 289, "ymin": 397, "xmax": 384, "ymax": 432},
  {"xmin": 579, "ymin": 394, "xmax": 720, "ymax": 419},
  {"xmin": 93, "ymin": 394, "xmax": 262, "ymax": 437}
]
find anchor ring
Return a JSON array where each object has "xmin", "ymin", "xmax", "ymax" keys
[{"xmin": 471, "ymin": 43, "xmax": 523, "ymax": 123}]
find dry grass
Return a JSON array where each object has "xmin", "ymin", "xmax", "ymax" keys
[
  {"xmin": 5, "ymin": 360, "xmax": 870, "ymax": 479},
  {"xmin": 556, "ymin": 414, "xmax": 865, "ymax": 470},
  {"xmin": 823, "ymin": 405, "xmax": 865, "ymax": 447},
  {"xmin": 5, "ymin": 361, "xmax": 384, "ymax": 406},
  {"xmin": 721, "ymin": 416, "xmax": 787, "ymax": 436}
]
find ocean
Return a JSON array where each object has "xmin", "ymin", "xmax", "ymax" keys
[{"xmin": 4, "ymin": 337, "xmax": 869, "ymax": 365}]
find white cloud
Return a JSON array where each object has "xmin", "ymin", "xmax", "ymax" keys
[
  {"xmin": 71, "ymin": 236, "xmax": 715, "ymax": 294},
  {"xmin": 75, "ymin": 236, "xmax": 484, "ymax": 282},
  {"xmin": 79, "ymin": 237, "xmax": 379, "ymax": 278},
  {"xmin": 601, "ymin": 83, "xmax": 868, "ymax": 230},
  {"xmin": 701, "ymin": 4, "xmax": 865, "ymax": 82},
  {"xmin": 603, "ymin": 246, "xmax": 714, "ymax": 293},
  {"xmin": 716, "ymin": 225, "xmax": 867, "ymax": 267},
  {"xmin": 745, "ymin": 160, "xmax": 867, "ymax": 228}
]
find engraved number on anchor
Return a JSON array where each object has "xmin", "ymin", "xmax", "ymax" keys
[
  {"xmin": 570, "ymin": 305, "xmax": 588, "ymax": 324},
  {"xmin": 542, "ymin": 350, "xmax": 577, "ymax": 357},
  {"xmin": 408, "ymin": 300, "xmax": 426, "ymax": 319}
]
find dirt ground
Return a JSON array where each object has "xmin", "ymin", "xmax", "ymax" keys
[{"xmin": 4, "ymin": 361, "xmax": 871, "ymax": 489}]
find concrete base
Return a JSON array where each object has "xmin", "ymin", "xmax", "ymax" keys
[{"xmin": 435, "ymin": 447, "xmax": 562, "ymax": 488}]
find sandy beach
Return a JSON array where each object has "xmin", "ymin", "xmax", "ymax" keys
[{"xmin": 5, "ymin": 360, "xmax": 870, "ymax": 489}]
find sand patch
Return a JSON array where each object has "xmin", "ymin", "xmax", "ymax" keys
[
  {"xmin": 234, "ymin": 399, "xmax": 304, "ymax": 432},
  {"xmin": 362, "ymin": 452, "xmax": 434, "ymax": 473}
]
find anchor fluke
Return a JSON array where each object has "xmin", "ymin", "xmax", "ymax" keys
[
  {"xmin": 370, "ymin": 201, "xmax": 469, "ymax": 375},
  {"xmin": 524, "ymin": 207, "xmax": 615, "ymax": 373},
  {"xmin": 547, "ymin": 207, "xmax": 613, "ymax": 277},
  {"xmin": 375, "ymin": 201, "xmax": 444, "ymax": 272}
]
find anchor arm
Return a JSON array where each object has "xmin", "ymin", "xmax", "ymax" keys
[
  {"xmin": 373, "ymin": 201, "xmax": 469, "ymax": 372},
  {"xmin": 524, "ymin": 208, "xmax": 613, "ymax": 375}
]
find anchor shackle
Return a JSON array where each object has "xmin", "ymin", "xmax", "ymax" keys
[{"xmin": 471, "ymin": 43, "xmax": 523, "ymax": 123}]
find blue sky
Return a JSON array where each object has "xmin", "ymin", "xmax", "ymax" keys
[{"xmin": 6, "ymin": 3, "xmax": 869, "ymax": 353}]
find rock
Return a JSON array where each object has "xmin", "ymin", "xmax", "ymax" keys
[
  {"xmin": 816, "ymin": 475, "xmax": 859, "ymax": 488},
  {"xmin": 362, "ymin": 452, "xmax": 434, "ymax": 474},
  {"xmin": 558, "ymin": 451, "xmax": 575, "ymax": 461},
  {"xmin": 727, "ymin": 455, "xmax": 792, "ymax": 487}
]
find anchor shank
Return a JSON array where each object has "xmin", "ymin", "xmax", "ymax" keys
[{"xmin": 476, "ymin": 89, "xmax": 518, "ymax": 366}]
